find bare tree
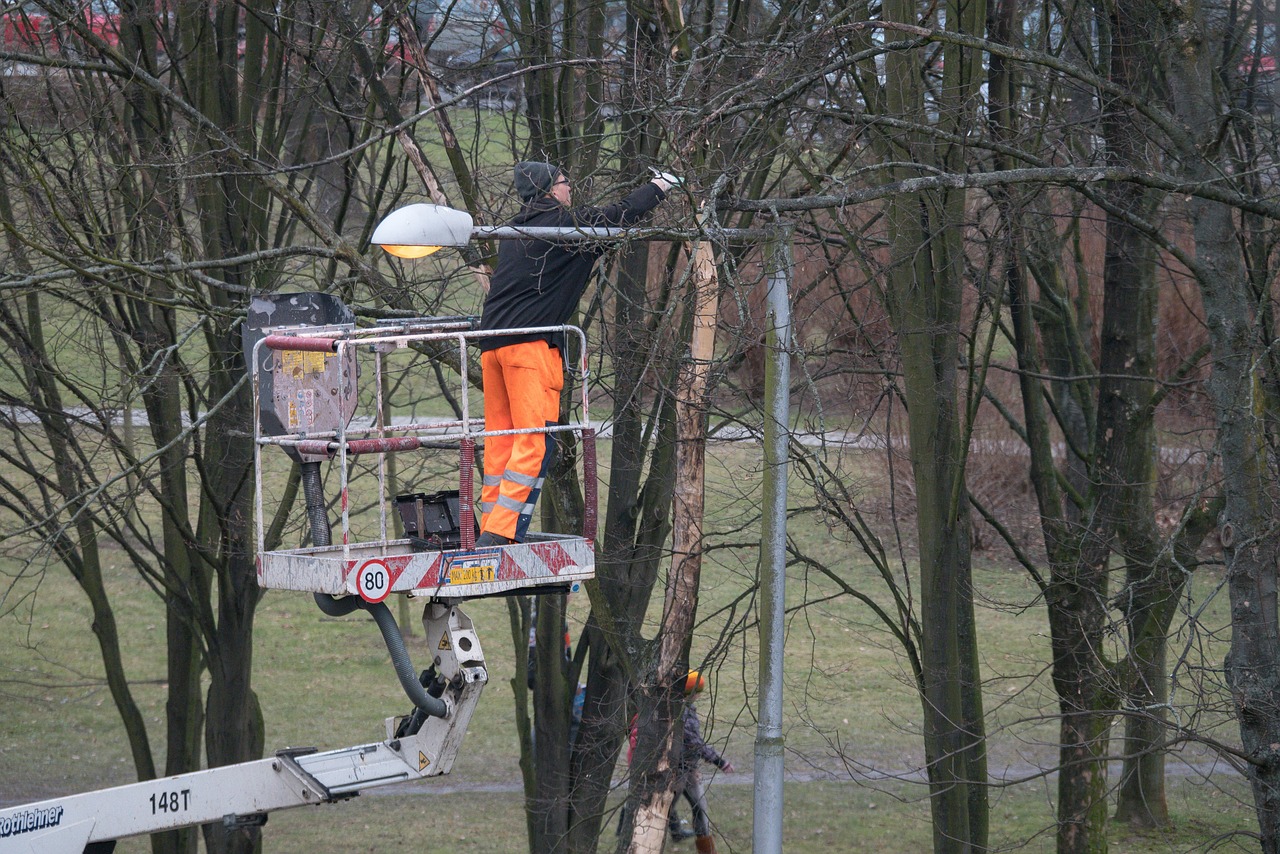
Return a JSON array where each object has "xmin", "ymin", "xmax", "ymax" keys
[
  {"xmin": 11, "ymin": 0, "xmax": 1280, "ymax": 853},
  {"xmin": 0, "ymin": 3, "xmax": 421, "ymax": 852},
  {"xmin": 1154, "ymin": 0, "xmax": 1280, "ymax": 846}
]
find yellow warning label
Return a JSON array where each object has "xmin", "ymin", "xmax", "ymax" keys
[
  {"xmin": 281, "ymin": 349, "xmax": 328, "ymax": 378},
  {"xmin": 419, "ymin": 751, "xmax": 431, "ymax": 772},
  {"xmin": 447, "ymin": 563, "xmax": 497, "ymax": 585},
  {"xmin": 438, "ymin": 633, "xmax": 452, "ymax": 651}
]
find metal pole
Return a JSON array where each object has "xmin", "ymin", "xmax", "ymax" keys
[
  {"xmin": 469, "ymin": 224, "xmax": 774, "ymax": 243},
  {"xmin": 754, "ymin": 225, "xmax": 793, "ymax": 854}
]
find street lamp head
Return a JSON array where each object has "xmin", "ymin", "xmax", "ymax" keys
[{"xmin": 371, "ymin": 203, "xmax": 475, "ymax": 258}]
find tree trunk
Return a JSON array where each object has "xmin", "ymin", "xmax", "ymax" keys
[
  {"xmin": 1158, "ymin": 5, "xmax": 1280, "ymax": 848},
  {"xmin": 872, "ymin": 0, "xmax": 991, "ymax": 847},
  {"xmin": 623, "ymin": 683, "xmax": 682, "ymax": 853},
  {"xmin": 1188, "ymin": 177, "xmax": 1280, "ymax": 850},
  {"xmin": 529, "ymin": 594, "xmax": 572, "ymax": 854},
  {"xmin": 878, "ymin": 6, "xmax": 988, "ymax": 845},
  {"xmin": 566, "ymin": 237, "xmax": 680, "ymax": 853},
  {"xmin": 198, "ymin": 320, "xmax": 264, "ymax": 854},
  {"xmin": 626, "ymin": 224, "xmax": 720, "ymax": 854},
  {"xmin": 563, "ymin": 8, "xmax": 678, "ymax": 845},
  {"xmin": 1190, "ymin": 193, "xmax": 1280, "ymax": 849},
  {"xmin": 1047, "ymin": 563, "xmax": 1114, "ymax": 854},
  {"xmin": 1114, "ymin": 624, "xmax": 1170, "ymax": 826},
  {"xmin": 1117, "ymin": 503, "xmax": 1224, "ymax": 824},
  {"xmin": 565, "ymin": 615, "xmax": 629, "ymax": 852},
  {"xmin": 1094, "ymin": 0, "xmax": 1173, "ymax": 823}
]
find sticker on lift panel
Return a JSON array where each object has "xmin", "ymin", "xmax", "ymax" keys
[
  {"xmin": 442, "ymin": 553, "xmax": 498, "ymax": 587},
  {"xmin": 355, "ymin": 559, "xmax": 395, "ymax": 603},
  {"xmin": 281, "ymin": 349, "xmax": 328, "ymax": 378},
  {"xmin": 287, "ymin": 388, "xmax": 316, "ymax": 431}
]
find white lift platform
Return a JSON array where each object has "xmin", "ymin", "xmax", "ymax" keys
[{"xmin": 0, "ymin": 305, "xmax": 598, "ymax": 853}]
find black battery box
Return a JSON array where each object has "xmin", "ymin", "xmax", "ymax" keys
[{"xmin": 394, "ymin": 490, "xmax": 476, "ymax": 551}]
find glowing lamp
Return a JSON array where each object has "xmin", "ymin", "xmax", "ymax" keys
[{"xmin": 371, "ymin": 203, "xmax": 475, "ymax": 257}]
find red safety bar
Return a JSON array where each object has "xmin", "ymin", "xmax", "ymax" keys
[
  {"xmin": 294, "ymin": 437, "xmax": 423, "ymax": 457},
  {"xmin": 263, "ymin": 334, "xmax": 338, "ymax": 353},
  {"xmin": 583, "ymin": 428, "xmax": 598, "ymax": 543},
  {"xmin": 459, "ymin": 437, "xmax": 477, "ymax": 550}
]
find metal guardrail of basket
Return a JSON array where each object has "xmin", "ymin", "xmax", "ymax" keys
[{"xmin": 248, "ymin": 310, "xmax": 597, "ymax": 605}]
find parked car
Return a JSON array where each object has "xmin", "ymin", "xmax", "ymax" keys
[
  {"xmin": 410, "ymin": 0, "xmax": 512, "ymax": 59},
  {"xmin": 437, "ymin": 41, "xmax": 520, "ymax": 104},
  {"xmin": 1, "ymin": 0, "xmax": 123, "ymax": 54}
]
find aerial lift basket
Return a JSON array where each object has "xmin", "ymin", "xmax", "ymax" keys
[{"xmin": 248, "ymin": 297, "xmax": 598, "ymax": 605}]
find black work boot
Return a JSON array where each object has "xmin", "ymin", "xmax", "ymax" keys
[{"xmin": 669, "ymin": 816, "xmax": 695, "ymax": 841}]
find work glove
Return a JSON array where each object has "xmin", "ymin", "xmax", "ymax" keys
[{"xmin": 649, "ymin": 167, "xmax": 682, "ymax": 191}]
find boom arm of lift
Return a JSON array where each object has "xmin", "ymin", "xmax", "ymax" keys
[
  {"xmin": 0, "ymin": 605, "xmax": 485, "ymax": 854},
  {"xmin": 1, "ymin": 310, "xmax": 600, "ymax": 854}
]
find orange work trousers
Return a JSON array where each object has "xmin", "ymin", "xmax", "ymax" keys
[{"xmin": 479, "ymin": 341, "xmax": 563, "ymax": 542}]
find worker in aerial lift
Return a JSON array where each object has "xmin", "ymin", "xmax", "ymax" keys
[{"xmin": 474, "ymin": 160, "xmax": 678, "ymax": 547}]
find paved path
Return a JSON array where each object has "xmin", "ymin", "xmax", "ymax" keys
[
  {"xmin": 2, "ymin": 406, "xmax": 1211, "ymax": 466},
  {"xmin": 364, "ymin": 756, "xmax": 1240, "ymax": 798}
]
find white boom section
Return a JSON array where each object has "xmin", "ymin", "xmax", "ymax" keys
[{"xmin": 0, "ymin": 605, "xmax": 486, "ymax": 854}]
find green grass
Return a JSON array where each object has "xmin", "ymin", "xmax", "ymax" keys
[
  {"xmin": 0, "ymin": 441, "xmax": 1257, "ymax": 852},
  {"xmin": 252, "ymin": 776, "xmax": 1267, "ymax": 854}
]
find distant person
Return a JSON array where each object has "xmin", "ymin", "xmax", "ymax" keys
[
  {"xmin": 525, "ymin": 608, "xmax": 585, "ymax": 744},
  {"xmin": 621, "ymin": 670, "xmax": 732, "ymax": 847},
  {"xmin": 677, "ymin": 671, "xmax": 733, "ymax": 854},
  {"xmin": 620, "ymin": 717, "xmax": 697, "ymax": 843},
  {"xmin": 474, "ymin": 161, "xmax": 675, "ymax": 547},
  {"xmin": 410, "ymin": 0, "xmax": 440, "ymax": 37}
]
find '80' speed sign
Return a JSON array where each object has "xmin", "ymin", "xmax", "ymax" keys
[{"xmin": 354, "ymin": 559, "xmax": 394, "ymax": 603}]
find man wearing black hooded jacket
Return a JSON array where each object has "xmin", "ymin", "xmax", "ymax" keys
[{"xmin": 474, "ymin": 162, "xmax": 674, "ymax": 547}]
